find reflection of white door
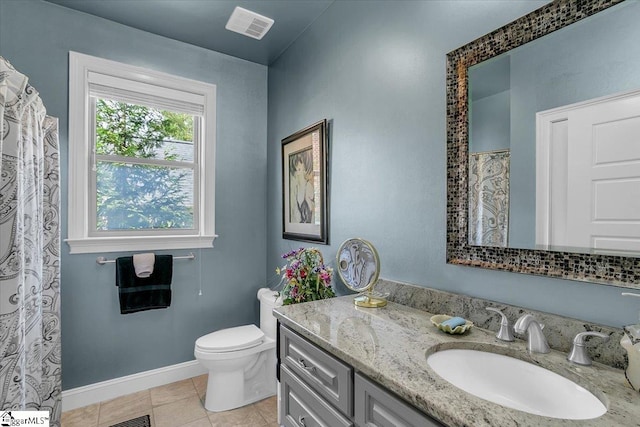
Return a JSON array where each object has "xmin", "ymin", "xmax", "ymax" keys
[{"xmin": 537, "ymin": 89, "xmax": 640, "ymax": 252}]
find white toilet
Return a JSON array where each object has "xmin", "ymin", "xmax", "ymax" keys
[{"xmin": 194, "ymin": 288, "xmax": 282, "ymax": 412}]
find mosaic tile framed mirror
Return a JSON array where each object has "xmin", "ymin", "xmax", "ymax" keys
[{"xmin": 446, "ymin": 0, "xmax": 640, "ymax": 288}]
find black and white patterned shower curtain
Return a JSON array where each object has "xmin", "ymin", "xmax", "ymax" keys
[
  {"xmin": 468, "ymin": 150, "xmax": 510, "ymax": 247},
  {"xmin": 0, "ymin": 57, "xmax": 61, "ymax": 426}
]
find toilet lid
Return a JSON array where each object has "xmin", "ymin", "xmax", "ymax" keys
[{"xmin": 196, "ymin": 324, "xmax": 264, "ymax": 353}]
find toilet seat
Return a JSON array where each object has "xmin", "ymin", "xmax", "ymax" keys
[{"xmin": 195, "ymin": 324, "xmax": 264, "ymax": 353}]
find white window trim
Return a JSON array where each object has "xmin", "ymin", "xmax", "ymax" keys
[{"xmin": 67, "ymin": 51, "xmax": 217, "ymax": 254}]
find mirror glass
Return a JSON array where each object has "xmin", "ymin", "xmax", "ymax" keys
[
  {"xmin": 467, "ymin": 0, "xmax": 640, "ymax": 256},
  {"xmin": 447, "ymin": 0, "xmax": 640, "ymax": 287}
]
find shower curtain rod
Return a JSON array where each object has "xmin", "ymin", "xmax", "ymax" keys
[{"xmin": 96, "ymin": 252, "xmax": 196, "ymax": 265}]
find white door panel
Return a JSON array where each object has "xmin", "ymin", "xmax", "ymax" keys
[
  {"xmin": 593, "ymin": 237, "xmax": 640, "ymax": 252},
  {"xmin": 537, "ymin": 89, "xmax": 640, "ymax": 251},
  {"xmin": 593, "ymin": 116, "xmax": 640, "ymax": 164},
  {"xmin": 593, "ymin": 179, "xmax": 640, "ymax": 220}
]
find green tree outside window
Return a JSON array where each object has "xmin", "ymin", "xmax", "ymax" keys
[{"xmin": 95, "ymin": 99, "xmax": 195, "ymax": 231}]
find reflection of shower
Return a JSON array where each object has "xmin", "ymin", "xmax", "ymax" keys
[{"xmin": 468, "ymin": 150, "xmax": 510, "ymax": 247}]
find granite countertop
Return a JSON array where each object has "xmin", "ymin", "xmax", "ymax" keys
[{"xmin": 273, "ymin": 296, "xmax": 640, "ymax": 427}]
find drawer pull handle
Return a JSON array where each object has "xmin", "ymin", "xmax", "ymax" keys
[
  {"xmin": 298, "ymin": 415, "xmax": 307, "ymax": 426},
  {"xmin": 297, "ymin": 358, "xmax": 315, "ymax": 372}
]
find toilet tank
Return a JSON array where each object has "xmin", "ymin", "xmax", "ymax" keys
[{"xmin": 257, "ymin": 288, "xmax": 282, "ymax": 339}]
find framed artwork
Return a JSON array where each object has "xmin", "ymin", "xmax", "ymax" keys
[{"xmin": 281, "ymin": 119, "xmax": 329, "ymax": 244}]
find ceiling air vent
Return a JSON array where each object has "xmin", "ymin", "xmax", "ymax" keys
[{"xmin": 225, "ymin": 6, "xmax": 274, "ymax": 40}]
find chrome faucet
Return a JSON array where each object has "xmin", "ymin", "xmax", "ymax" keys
[
  {"xmin": 567, "ymin": 331, "xmax": 610, "ymax": 366},
  {"xmin": 486, "ymin": 307, "xmax": 514, "ymax": 342},
  {"xmin": 514, "ymin": 314, "xmax": 550, "ymax": 354}
]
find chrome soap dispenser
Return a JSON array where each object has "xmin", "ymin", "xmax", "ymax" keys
[{"xmin": 621, "ymin": 292, "xmax": 640, "ymax": 392}]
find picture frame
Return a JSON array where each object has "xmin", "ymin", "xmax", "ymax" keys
[{"xmin": 281, "ymin": 119, "xmax": 329, "ymax": 244}]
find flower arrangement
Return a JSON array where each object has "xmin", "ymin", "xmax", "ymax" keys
[{"xmin": 276, "ymin": 247, "xmax": 335, "ymax": 305}]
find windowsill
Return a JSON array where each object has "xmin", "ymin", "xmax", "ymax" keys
[{"xmin": 65, "ymin": 234, "xmax": 217, "ymax": 254}]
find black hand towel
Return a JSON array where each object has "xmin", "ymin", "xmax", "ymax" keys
[{"xmin": 116, "ymin": 255, "xmax": 173, "ymax": 314}]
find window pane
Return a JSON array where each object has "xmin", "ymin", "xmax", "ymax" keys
[
  {"xmin": 95, "ymin": 98, "xmax": 194, "ymax": 162},
  {"xmin": 96, "ymin": 161, "xmax": 194, "ymax": 230}
]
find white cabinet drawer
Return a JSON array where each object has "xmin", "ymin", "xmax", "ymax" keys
[
  {"xmin": 281, "ymin": 364, "xmax": 354, "ymax": 427},
  {"xmin": 280, "ymin": 324, "xmax": 353, "ymax": 416},
  {"xmin": 355, "ymin": 373, "xmax": 444, "ymax": 427}
]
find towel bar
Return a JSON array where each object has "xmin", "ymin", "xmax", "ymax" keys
[{"xmin": 96, "ymin": 252, "xmax": 196, "ymax": 265}]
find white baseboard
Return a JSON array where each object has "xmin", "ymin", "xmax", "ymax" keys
[{"xmin": 62, "ymin": 360, "xmax": 207, "ymax": 412}]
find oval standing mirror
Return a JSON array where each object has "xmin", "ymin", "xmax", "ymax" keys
[{"xmin": 337, "ymin": 238, "xmax": 387, "ymax": 307}]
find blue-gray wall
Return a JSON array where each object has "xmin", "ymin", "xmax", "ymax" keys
[
  {"xmin": 469, "ymin": 53, "xmax": 511, "ymax": 153},
  {"xmin": 0, "ymin": 0, "xmax": 268, "ymax": 389},
  {"xmin": 470, "ymin": 90, "xmax": 511, "ymax": 153},
  {"xmin": 267, "ymin": 0, "xmax": 638, "ymax": 330}
]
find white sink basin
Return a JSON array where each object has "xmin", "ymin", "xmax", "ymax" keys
[{"xmin": 427, "ymin": 349, "xmax": 606, "ymax": 420}]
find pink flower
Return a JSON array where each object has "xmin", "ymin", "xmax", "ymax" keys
[{"xmin": 276, "ymin": 248, "xmax": 335, "ymax": 305}]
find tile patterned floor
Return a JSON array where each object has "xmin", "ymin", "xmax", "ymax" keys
[{"xmin": 61, "ymin": 375, "xmax": 278, "ymax": 427}]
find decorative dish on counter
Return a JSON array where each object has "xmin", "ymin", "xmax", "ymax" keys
[{"xmin": 430, "ymin": 314, "xmax": 473, "ymax": 335}]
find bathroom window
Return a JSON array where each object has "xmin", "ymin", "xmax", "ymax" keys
[{"xmin": 67, "ymin": 52, "xmax": 217, "ymax": 253}]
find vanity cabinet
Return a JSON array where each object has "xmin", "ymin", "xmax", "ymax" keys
[
  {"xmin": 279, "ymin": 324, "xmax": 444, "ymax": 427},
  {"xmin": 355, "ymin": 372, "xmax": 444, "ymax": 427},
  {"xmin": 280, "ymin": 364, "xmax": 353, "ymax": 427},
  {"xmin": 280, "ymin": 322, "xmax": 353, "ymax": 415}
]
